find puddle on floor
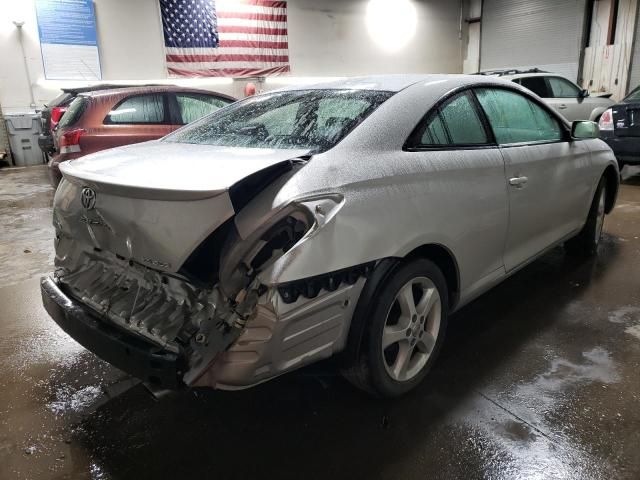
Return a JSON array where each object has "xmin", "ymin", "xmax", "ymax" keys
[{"xmin": 608, "ymin": 306, "xmax": 640, "ymax": 341}]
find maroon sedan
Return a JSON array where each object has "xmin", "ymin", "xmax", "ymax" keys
[{"xmin": 49, "ymin": 86, "xmax": 235, "ymax": 186}]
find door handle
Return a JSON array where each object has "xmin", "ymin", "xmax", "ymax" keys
[
  {"xmin": 509, "ymin": 176, "xmax": 528, "ymax": 187},
  {"xmin": 558, "ymin": 104, "xmax": 567, "ymax": 109}
]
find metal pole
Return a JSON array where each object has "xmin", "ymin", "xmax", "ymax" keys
[{"xmin": 14, "ymin": 22, "xmax": 37, "ymax": 108}]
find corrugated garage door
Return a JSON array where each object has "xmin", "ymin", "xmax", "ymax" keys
[
  {"xmin": 629, "ymin": 4, "xmax": 640, "ymax": 92},
  {"xmin": 480, "ymin": 0, "xmax": 587, "ymax": 81}
]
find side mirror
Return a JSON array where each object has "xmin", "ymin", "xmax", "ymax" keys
[
  {"xmin": 579, "ymin": 89, "xmax": 589, "ymax": 98},
  {"xmin": 571, "ymin": 120, "xmax": 600, "ymax": 139}
]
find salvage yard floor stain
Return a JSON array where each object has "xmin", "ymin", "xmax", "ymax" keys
[{"xmin": 1, "ymin": 165, "xmax": 640, "ymax": 479}]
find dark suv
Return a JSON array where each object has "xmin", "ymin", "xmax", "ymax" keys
[{"xmin": 599, "ymin": 85, "xmax": 640, "ymax": 170}]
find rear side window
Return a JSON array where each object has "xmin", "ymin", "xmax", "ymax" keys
[
  {"xmin": 412, "ymin": 91, "xmax": 489, "ymax": 147},
  {"xmin": 516, "ymin": 77, "xmax": 550, "ymax": 98},
  {"xmin": 57, "ymin": 97, "xmax": 88, "ymax": 129},
  {"xmin": 547, "ymin": 77, "xmax": 581, "ymax": 98},
  {"xmin": 105, "ymin": 94, "xmax": 166, "ymax": 124},
  {"xmin": 475, "ymin": 88, "xmax": 563, "ymax": 144},
  {"xmin": 176, "ymin": 93, "xmax": 231, "ymax": 124}
]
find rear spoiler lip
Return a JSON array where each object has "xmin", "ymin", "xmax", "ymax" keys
[
  {"xmin": 58, "ymin": 157, "xmax": 309, "ymax": 202},
  {"xmin": 59, "ymin": 166, "xmax": 229, "ymax": 201}
]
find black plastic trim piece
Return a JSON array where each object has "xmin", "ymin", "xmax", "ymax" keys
[{"xmin": 277, "ymin": 262, "xmax": 376, "ymax": 304}]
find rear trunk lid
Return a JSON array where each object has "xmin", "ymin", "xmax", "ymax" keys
[
  {"xmin": 55, "ymin": 141, "xmax": 309, "ymax": 274},
  {"xmin": 612, "ymin": 101, "xmax": 640, "ymax": 137}
]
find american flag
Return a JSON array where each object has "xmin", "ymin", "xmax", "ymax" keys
[{"xmin": 159, "ymin": 0, "xmax": 290, "ymax": 77}]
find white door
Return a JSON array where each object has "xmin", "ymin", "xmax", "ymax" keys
[
  {"xmin": 474, "ymin": 87, "xmax": 593, "ymax": 271},
  {"xmin": 404, "ymin": 90, "xmax": 509, "ymax": 292}
]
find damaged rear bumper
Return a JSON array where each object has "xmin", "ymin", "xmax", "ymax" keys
[
  {"xmin": 40, "ymin": 276, "xmax": 185, "ymax": 389},
  {"xmin": 41, "ymin": 270, "xmax": 368, "ymax": 390}
]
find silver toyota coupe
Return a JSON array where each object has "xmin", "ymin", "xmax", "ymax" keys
[{"xmin": 41, "ymin": 75, "xmax": 619, "ymax": 397}]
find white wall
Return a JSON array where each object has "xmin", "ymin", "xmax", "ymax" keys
[
  {"xmin": 0, "ymin": 0, "xmax": 464, "ymax": 114},
  {"xmin": 630, "ymin": 0, "xmax": 640, "ymax": 89},
  {"xmin": 581, "ymin": 0, "xmax": 639, "ymax": 99}
]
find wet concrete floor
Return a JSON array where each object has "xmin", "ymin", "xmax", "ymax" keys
[{"xmin": 1, "ymin": 165, "xmax": 639, "ymax": 479}]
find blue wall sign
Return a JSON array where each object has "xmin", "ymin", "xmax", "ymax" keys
[{"xmin": 35, "ymin": 0, "xmax": 102, "ymax": 80}]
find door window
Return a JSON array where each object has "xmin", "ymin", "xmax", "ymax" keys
[
  {"xmin": 414, "ymin": 91, "xmax": 489, "ymax": 146},
  {"xmin": 475, "ymin": 88, "xmax": 563, "ymax": 144},
  {"xmin": 516, "ymin": 76, "xmax": 551, "ymax": 98},
  {"xmin": 175, "ymin": 93, "xmax": 231, "ymax": 124},
  {"xmin": 105, "ymin": 94, "xmax": 166, "ymax": 124},
  {"xmin": 547, "ymin": 77, "xmax": 581, "ymax": 98}
]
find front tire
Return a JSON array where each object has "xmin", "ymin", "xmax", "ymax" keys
[
  {"xmin": 566, "ymin": 177, "xmax": 607, "ymax": 257},
  {"xmin": 342, "ymin": 259, "xmax": 448, "ymax": 397}
]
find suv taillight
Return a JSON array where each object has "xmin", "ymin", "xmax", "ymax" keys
[
  {"xmin": 50, "ymin": 107, "xmax": 67, "ymax": 131},
  {"xmin": 598, "ymin": 108, "xmax": 614, "ymax": 131},
  {"xmin": 59, "ymin": 128, "xmax": 86, "ymax": 154}
]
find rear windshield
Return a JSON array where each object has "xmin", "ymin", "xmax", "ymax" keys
[
  {"xmin": 624, "ymin": 87, "xmax": 640, "ymax": 102},
  {"xmin": 57, "ymin": 96, "xmax": 89, "ymax": 129},
  {"xmin": 164, "ymin": 89, "xmax": 393, "ymax": 153}
]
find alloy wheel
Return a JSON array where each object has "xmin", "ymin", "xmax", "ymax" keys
[{"xmin": 381, "ymin": 277, "xmax": 441, "ymax": 382}]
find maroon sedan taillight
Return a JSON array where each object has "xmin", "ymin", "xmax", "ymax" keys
[{"xmin": 59, "ymin": 128, "xmax": 86, "ymax": 154}]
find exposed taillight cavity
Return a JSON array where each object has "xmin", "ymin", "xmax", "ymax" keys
[
  {"xmin": 59, "ymin": 128, "xmax": 86, "ymax": 154},
  {"xmin": 598, "ymin": 108, "xmax": 614, "ymax": 131},
  {"xmin": 50, "ymin": 107, "xmax": 67, "ymax": 131}
]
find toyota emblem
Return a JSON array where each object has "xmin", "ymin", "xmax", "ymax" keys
[{"xmin": 81, "ymin": 187, "xmax": 96, "ymax": 210}]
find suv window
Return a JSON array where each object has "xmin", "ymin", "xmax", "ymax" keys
[
  {"xmin": 547, "ymin": 77, "xmax": 581, "ymax": 98},
  {"xmin": 516, "ymin": 76, "xmax": 550, "ymax": 98},
  {"xmin": 105, "ymin": 94, "xmax": 166, "ymax": 124},
  {"xmin": 475, "ymin": 88, "xmax": 563, "ymax": 144},
  {"xmin": 175, "ymin": 93, "xmax": 231, "ymax": 124},
  {"xmin": 413, "ymin": 91, "xmax": 489, "ymax": 147},
  {"xmin": 57, "ymin": 97, "xmax": 89, "ymax": 129}
]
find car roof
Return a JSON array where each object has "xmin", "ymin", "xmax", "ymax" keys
[
  {"xmin": 80, "ymin": 85, "xmax": 236, "ymax": 101},
  {"xmin": 275, "ymin": 74, "xmax": 513, "ymax": 93}
]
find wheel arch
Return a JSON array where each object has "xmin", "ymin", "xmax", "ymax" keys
[
  {"xmin": 404, "ymin": 243, "xmax": 460, "ymax": 310},
  {"xmin": 341, "ymin": 244, "xmax": 460, "ymax": 368}
]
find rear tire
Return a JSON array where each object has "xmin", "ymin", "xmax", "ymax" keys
[
  {"xmin": 342, "ymin": 259, "xmax": 448, "ymax": 397},
  {"xmin": 565, "ymin": 177, "xmax": 607, "ymax": 257}
]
